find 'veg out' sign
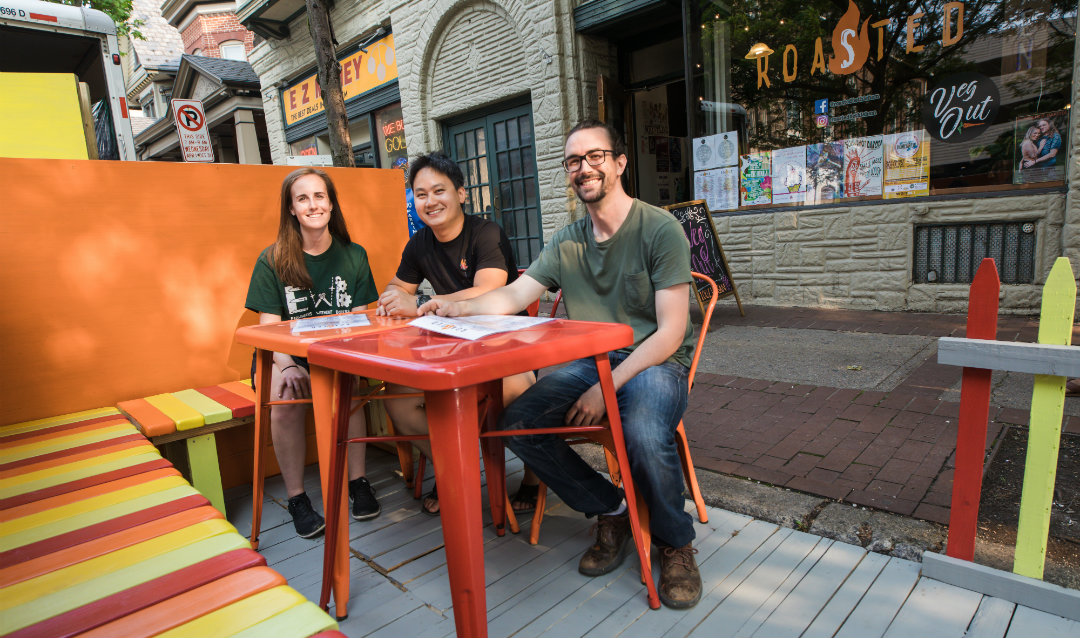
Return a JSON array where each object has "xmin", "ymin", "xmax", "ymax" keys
[{"xmin": 172, "ymin": 99, "xmax": 214, "ymax": 162}]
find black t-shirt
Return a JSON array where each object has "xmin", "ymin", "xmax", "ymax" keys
[{"xmin": 395, "ymin": 215, "xmax": 519, "ymax": 295}]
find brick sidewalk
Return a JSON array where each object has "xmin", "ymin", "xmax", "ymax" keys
[{"xmin": 681, "ymin": 305, "xmax": 1078, "ymax": 525}]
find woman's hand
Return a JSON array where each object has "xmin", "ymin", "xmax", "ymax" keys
[{"xmin": 274, "ymin": 364, "xmax": 311, "ymax": 400}]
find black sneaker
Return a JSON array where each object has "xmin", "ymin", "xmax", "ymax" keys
[
  {"xmin": 348, "ymin": 476, "xmax": 381, "ymax": 521},
  {"xmin": 287, "ymin": 492, "xmax": 325, "ymax": 539}
]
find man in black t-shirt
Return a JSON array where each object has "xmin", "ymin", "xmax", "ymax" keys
[{"xmin": 377, "ymin": 151, "xmax": 539, "ymax": 515}]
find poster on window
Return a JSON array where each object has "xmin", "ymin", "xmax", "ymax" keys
[
  {"xmin": 805, "ymin": 142, "xmax": 844, "ymax": 204},
  {"xmin": 1013, "ymin": 111, "xmax": 1067, "ymax": 185},
  {"xmin": 693, "ymin": 131, "xmax": 739, "ymax": 171},
  {"xmin": 883, "ymin": 130, "xmax": 930, "ymax": 199},
  {"xmin": 693, "ymin": 167, "xmax": 739, "ymax": 211},
  {"xmin": 739, "ymin": 151, "xmax": 772, "ymax": 206},
  {"xmin": 771, "ymin": 146, "xmax": 807, "ymax": 204},
  {"xmin": 843, "ymin": 136, "xmax": 884, "ymax": 198}
]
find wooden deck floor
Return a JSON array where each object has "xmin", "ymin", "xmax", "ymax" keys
[{"xmin": 224, "ymin": 448, "xmax": 1080, "ymax": 638}]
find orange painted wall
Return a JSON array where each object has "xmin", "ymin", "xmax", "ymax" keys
[{"xmin": 0, "ymin": 159, "xmax": 408, "ymax": 426}]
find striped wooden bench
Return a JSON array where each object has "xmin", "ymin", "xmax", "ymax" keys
[
  {"xmin": 0, "ymin": 408, "xmax": 338, "ymax": 638},
  {"xmin": 117, "ymin": 382, "xmax": 255, "ymax": 515}
]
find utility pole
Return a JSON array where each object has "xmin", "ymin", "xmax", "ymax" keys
[{"xmin": 304, "ymin": 0, "xmax": 354, "ymax": 167}]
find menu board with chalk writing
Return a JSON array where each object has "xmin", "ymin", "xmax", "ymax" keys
[{"xmin": 663, "ymin": 200, "xmax": 744, "ymax": 316}]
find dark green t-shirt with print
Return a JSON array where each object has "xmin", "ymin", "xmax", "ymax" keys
[
  {"xmin": 525, "ymin": 199, "xmax": 695, "ymax": 368},
  {"xmin": 245, "ymin": 237, "xmax": 378, "ymax": 319}
]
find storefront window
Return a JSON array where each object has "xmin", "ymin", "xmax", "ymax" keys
[
  {"xmin": 688, "ymin": 0, "xmax": 1075, "ymax": 210},
  {"xmin": 376, "ymin": 103, "xmax": 409, "ymax": 170}
]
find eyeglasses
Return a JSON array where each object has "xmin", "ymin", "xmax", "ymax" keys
[{"xmin": 562, "ymin": 149, "xmax": 615, "ymax": 172}]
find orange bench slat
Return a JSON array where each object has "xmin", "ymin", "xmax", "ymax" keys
[{"xmin": 116, "ymin": 399, "xmax": 176, "ymax": 438}]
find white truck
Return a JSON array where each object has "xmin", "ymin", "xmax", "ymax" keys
[{"xmin": 0, "ymin": 0, "xmax": 136, "ymax": 160}]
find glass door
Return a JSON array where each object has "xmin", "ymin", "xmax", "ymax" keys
[{"xmin": 445, "ymin": 103, "xmax": 542, "ymax": 268}]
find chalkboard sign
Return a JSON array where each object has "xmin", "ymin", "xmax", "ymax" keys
[{"xmin": 664, "ymin": 200, "xmax": 744, "ymax": 316}]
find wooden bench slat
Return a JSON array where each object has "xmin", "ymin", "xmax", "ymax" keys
[
  {"xmin": 0, "ymin": 447, "xmax": 160, "ymax": 494},
  {"xmin": 156, "ymin": 585, "xmax": 308, "ymax": 638},
  {"xmin": 2, "ymin": 518, "xmax": 237, "ymax": 610},
  {"xmin": 2, "ymin": 532, "xmax": 252, "ymax": 632},
  {"xmin": 218, "ymin": 380, "xmax": 256, "ymax": 404},
  {"xmin": 0, "ymin": 458, "xmax": 175, "ymax": 511},
  {"xmin": 145, "ymin": 394, "xmax": 204, "ymax": 431},
  {"xmin": 195, "ymin": 384, "xmax": 255, "ymax": 418},
  {"xmin": 75, "ymin": 566, "xmax": 285, "ymax": 638},
  {"xmin": 0, "ymin": 408, "xmax": 120, "ymax": 437},
  {"xmin": 0, "ymin": 502, "xmax": 220, "ymax": 588},
  {"xmin": 231, "ymin": 601, "xmax": 339, "ymax": 638},
  {"xmin": 0, "ymin": 493, "xmax": 208, "ymax": 565},
  {"xmin": 3, "ymin": 474, "xmax": 192, "ymax": 534},
  {"xmin": 117, "ymin": 399, "xmax": 176, "ymax": 437},
  {"xmin": 0, "ymin": 424, "xmax": 139, "ymax": 464},
  {"xmin": 172, "ymin": 390, "xmax": 232, "ymax": 427},
  {"xmin": 0, "ymin": 435, "xmax": 148, "ymax": 476},
  {"xmin": 2, "ymin": 467, "xmax": 182, "ymax": 521},
  {"xmin": 0, "ymin": 417, "xmax": 132, "ymax": 447},
  {"xmin": 3, "ymin": 547, "xmax": 264, "ymax": 638},
  {"xmin": 0, "ymin": 483, "xmax": 201, "ymax": 552}
]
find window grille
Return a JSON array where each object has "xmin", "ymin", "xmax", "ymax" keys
[{"xmin": 913, "ymin": 221, "xmax": 1036, "ymax": 284}]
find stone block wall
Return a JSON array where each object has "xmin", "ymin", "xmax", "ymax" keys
[{"xmin": 713, "ymin": 192, "xmax": 1068, "ymax": 313}]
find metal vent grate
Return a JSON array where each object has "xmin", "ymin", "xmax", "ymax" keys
[{"xmin": 913, "ymin": 221, "xmax": 1036, "ymax": 284}]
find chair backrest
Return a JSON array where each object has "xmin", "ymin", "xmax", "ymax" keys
[
  {"xmin": 549, "ymin": 290, "xmax": 563, "ymax": 318},
  {"xmin": 688, "ymin": 272, "xmax": 719, "ymax": 391}
]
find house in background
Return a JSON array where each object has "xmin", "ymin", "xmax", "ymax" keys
[{"xmin": 122, "ymin": 0, "xmax": 269, "ymax": 163}]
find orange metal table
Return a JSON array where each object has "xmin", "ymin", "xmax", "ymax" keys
[
  {"xmin": 233, "ymin": 310, "xmax": 412, "ymax": 616},
  {"xmin": 308, "ymin": 319, "xmax": 659, "ymax": 638}
]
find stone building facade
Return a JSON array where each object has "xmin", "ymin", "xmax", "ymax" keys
[{"xmin": 240, "ymin": 0, "xmax": 1080, "ymax": 313}]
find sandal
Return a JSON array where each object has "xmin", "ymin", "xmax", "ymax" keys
[
  {"xmin": 511, "ymin": 482, "xmax": 540, "ymax": 514},
  {"xmin": 420, "ymin": 483, "xmax": 439, "ymax": 516}
]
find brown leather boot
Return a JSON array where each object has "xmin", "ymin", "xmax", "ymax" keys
[
  {"xmin": 659, "ymin": 544, "xmax": 701, "ymax": 609},
  {"xmin": 578, "ymin": 512, "xmax": 631, "ymax": 576}
]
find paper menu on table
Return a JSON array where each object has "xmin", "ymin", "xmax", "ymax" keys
[
  {"xmin": 410, "ymin": 315, "xmax": 552, "ymax": 340},
  {"xmin": 291, "ymin": 313, "xmax": 372, "ymax": 333}
]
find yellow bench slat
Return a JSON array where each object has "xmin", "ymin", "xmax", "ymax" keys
[
  {"xmin": 230, "ymin": 601, "xmax": 337, "ymax": 638},
  {"xmin": 0, "ymin": 408, "xmax": 120, "ymax": 436},
  {"xmin": 157, "ymin": 586, "xmax": 308, "ymax": 638},
  {"xmin": 0, "ymin": 445, "xmax": 158, "ymax": 492},
  {"xmin": 145, "ymin": 394, "xmax": 204, "ymax": 431},
  {"xmin": 0, "ymin": 423, "xmax": 140, "ymax": 462},
  {"xmin": 171, "ymin": 390, "xmax": 232, "ymax": 428}
]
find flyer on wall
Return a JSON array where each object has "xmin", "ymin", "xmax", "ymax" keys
[
  {"xmin": 843, "ymin": 136, "xmax": 884, "ymax": 197},
  {"xmin": 805, "ymin": 142, "xmax": 844, "ymax": 204},
  {"xmin": 693, "ymin": 166, "xmax": 739, "ymax": 211},
  {"xmin": 739, "ymin": 151, "xmax": 772, "ymax": 206},
  {"xmin": 771, "ymin": 146, "xmax": 807, "ymax": 204},
  {"xmin": 1013, "ymin": 110, "xmax": 1068, "ymax": 185},
  {"xmin": 883, "ymin": 130, "xmax": 930, "ymax": 199},
  {"xmin": 692, "ymin": 131, "xmax": 739, "ymax": 171}
]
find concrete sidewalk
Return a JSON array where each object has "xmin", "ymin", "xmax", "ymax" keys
[{"xmin": 683, "ymin": 302, "xmax": 1079, "ymax": 526}]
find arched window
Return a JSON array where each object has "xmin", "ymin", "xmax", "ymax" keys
[{"xmin": 219, "ymin": 40, "xmax": 246, "ymax": 60}]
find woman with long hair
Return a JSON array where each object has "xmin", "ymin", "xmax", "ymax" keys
[{"xmin": 245, "ymin": 168, "xmax": 381, "ymax": 538}]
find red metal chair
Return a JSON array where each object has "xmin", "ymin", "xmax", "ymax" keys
[{"xmin": 527, "ymin": 271, "xmax": 716, "ymax": 544}]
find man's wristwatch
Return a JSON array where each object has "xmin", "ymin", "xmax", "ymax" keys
[{"xmin": 416, "ymin": 294, "xmax": 432, "ymax": 308}]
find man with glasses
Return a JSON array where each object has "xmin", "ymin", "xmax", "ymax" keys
[{"xmin": 418, "ymin": 120, "xmax": 701, "ymax": 609}]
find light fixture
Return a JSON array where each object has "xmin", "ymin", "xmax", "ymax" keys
[{"xmin": 744, "ymin": 43, "xmax": 774, "ymax": 59}]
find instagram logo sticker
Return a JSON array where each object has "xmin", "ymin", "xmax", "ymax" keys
[{"xmin": 815, "ymin": 114, "xmax": 829, "ymax": 128}]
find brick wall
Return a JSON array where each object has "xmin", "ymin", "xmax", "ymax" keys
[{"xmin": 182, "ymin": 12, "xmax": 256, "ymax": 57}]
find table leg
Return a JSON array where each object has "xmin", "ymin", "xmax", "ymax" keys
[
  {"xmin": 593, "ymin": 354, "xmax": 660, "ymax": 610},
  {"xmin": 311, "ymin": 366, "xmax": 351, "ymax": 618},
  {"xmin": 427, "ymin": 386, "xmax": 488, "ymax": 638},
  {"xmin": 250, "ymin": 349, "xmax": 273, "ymax": 550}
]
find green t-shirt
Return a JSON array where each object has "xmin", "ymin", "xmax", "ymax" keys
[
  {"xmin": 525, "ymin": 199, "xmax": 695, "ymax": 368},
  {"xmin": 245, "ymin": 237, "xmax": 378, "ymax": 319}
]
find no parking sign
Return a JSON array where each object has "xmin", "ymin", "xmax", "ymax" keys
[{"xmin": 171, "ymin": 99, "xmax": 214, "ymax": 162}]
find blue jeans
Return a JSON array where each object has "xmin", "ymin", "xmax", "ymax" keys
[{"xmin": 501, "ymin": 352, "xmax": 694, "ymax": 548}]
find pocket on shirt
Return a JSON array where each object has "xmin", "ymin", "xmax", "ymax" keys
[{"xmin": 622, "ymin": 270, "xmax": 653, "ymax": 310}]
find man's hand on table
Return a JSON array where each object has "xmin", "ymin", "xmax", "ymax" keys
[
  {"xmin": 376, "ymin": 287, "xmax": 418, "ymax": 317},
  {"xmin": 417, "ymin": 298, "xmax": 469, "ymax": 317}
]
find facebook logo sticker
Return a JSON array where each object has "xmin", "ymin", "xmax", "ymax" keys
[{"xmin": 814, "ymin": 99, "xmax": 829, "ymax": 115}]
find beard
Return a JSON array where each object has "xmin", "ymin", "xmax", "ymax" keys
[{"xmin": 573, "ymin": 170, "xmax": 610, "ymax": 204}]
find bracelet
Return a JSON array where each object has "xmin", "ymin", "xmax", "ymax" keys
[{"xmin": 280, "ymin": 365, "xmax": 298, "ymax": 373}]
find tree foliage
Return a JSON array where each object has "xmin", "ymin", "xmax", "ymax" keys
[{"xmin": 43, "ymin": 0, "xmax": 144, "ymax": 38}]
